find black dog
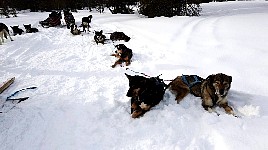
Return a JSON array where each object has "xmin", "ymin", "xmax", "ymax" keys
[
  {"xmin": 94, "ymin": 30, "xmax": 106, "ymax": 45},
  {"xmin": 111, "ymin": 44, "xmax": 133, "ymax": 68},
  {"xmin": 10, "ymin": 26, "xmax": 24, "ymax": 35},
  {"xmin": 23, "ymin": 24, "xmax": 39, "ymax": 33},
  {"xmin": 125, "ymin": 73, "xmax": 167, "ymax": 118},
  {"xmin": 81, "ymin": 15, "xmax": 92, "ymax": 32},
  {"xmin": 64, "ymin": 10, "xmax": 75, "ymax": 29},
  {"xmin": 0, "ymin": 23, "xmax": 13, "ymax": 44},
  {"xmin": 110, "ymin": 32, "xmax": 130, "ymax": 42}
]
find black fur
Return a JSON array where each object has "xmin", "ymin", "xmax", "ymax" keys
[
  {"xmin": 81, "ymin": 15, "xmax": 92, "ymax": 32},
  {"xmin": 94, "ymin": 30, "xmax": 106, "ymax": 45},
  {"xmin": 110, "ymin": 32, "xmax": 130, "ymax": 42},
  {"xmin": 23, "ymin": 24, "xmax": 38, "ymax": 33},
  {"xmin": 10, "ymin": 26, "xmax": 24, "ymax": 35},
  {"xmin": 64, "ymin": 10, "xmax": 75, "ymax": 29},
  {"xmin": 125, "ymin": 73, "xmax": 167, "ymax": 118}
]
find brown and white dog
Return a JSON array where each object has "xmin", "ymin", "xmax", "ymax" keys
[
  {"xmin": 201, "ymin": 73, "xmax": 233, "ymax": 115},
  {"xmin": 0, "ymin": 23, "xmax": 14, "ymax": 45},
  {"xmin": 169, "ymin": 73, "xmax": 234, "ymax": 116},
  {"xmin": 70, "ymin": 24, "xmax": 81, "ymax": 35}
]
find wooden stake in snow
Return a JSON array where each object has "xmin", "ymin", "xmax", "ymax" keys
[{"xmin": 0, "ymin": 77, "xmax": 15, "ymax": 94}]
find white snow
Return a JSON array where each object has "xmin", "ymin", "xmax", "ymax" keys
[{"xmin": 1, "ymin": 1, "xmax": 268, "ymax": 150}]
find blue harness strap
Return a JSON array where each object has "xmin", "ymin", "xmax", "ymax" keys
[{"xmin": 181, "ymin": 75, "xmax": 201, "ymax": 89}]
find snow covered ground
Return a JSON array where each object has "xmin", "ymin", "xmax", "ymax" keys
[{"xmin": 1, "ymin": 1, "xmax": 268, "ymax": 150}]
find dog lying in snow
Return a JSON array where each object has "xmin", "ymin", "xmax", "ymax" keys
[
  {"xmin": 70, "ymin": 24, "xmax": 81, "ymax": 35},
  {"xmin": 125, "ymin": 73, "xmax": 167, "ymax": 118},
  {"xmin": 110, "ymin": 44, "xmax": 133, "ymax": 68},
  {"xmin": 10, "ymin": 26, "xmax": 24, "ymax": 35},
  {"xmin": 94, "ymin": 30, "xmax": 106, "ymax": 45},
  {"xmin": 0, "ymin": 23, "xmax": 14, "ymax": 45},
  {"xmin": 23, "ymin": 24, "xmax": 39, "ymax": 33},
  {"xmin": 110, "ymin": 32, "xmax": 130, "ymax": 42},
  {"xmin": 168, "ymin": 73, "xmax": 234, "ymax": 116}
]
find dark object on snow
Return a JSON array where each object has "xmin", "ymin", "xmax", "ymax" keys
[
  {"xmin": 39, "ymin": 11, "xmax": 62, "ymax": 27},
  {"xmin": 125, "ymin": 73, "xmax": 167, "ymax": 118}
]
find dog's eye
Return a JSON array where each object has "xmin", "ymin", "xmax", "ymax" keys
[{"xmin": 224, "ymin": 83, "xmax": 229, "ymax": 87}]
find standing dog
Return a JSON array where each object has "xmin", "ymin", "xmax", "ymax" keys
[
  {"xmin": 94, "ymin": 30, "xmax": 106, "ymax": 45},
  {"xmin": 201, "ymin": 73, "xmax": 233, "ymax": 115},
  {"xmin": 125, "ymin": 73, "xmax": 167, "ymax": 118},
  {"xmin": 81, "ymin": 15, "xmax": 92, "ymax": 32},
  {"xmin": 10, "ymin": 26, "xmax": 24, "ymax": 35},
  {"xmin": 110, "ymin": 32, "xmax": 130, "ymax": 42},
  {"xmin": 23, "ymin": 24, "xmax": 39, "ymax": 33},
  {"xmin": 70, "ymin": 24, "xmax": 81, "ymax": 35},
  {"xmin": 110, "ymin": 44, "xmax": 133, "ymax": 68},
  {"xmin": 0, "ymin": 23, "xmax": 13, "ymax": 44}
]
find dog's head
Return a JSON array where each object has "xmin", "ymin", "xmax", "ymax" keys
[
  {"xmin": 206, "ymin": 73, "xmax": 232, "ymax": 97},
  {"xmin": 23, "ymin": 24, "xmax": 31, "ymax": 29},
  {"xmin": 115, "ymin": 44, "xmax": 128, "ymax": 54},
  {"xmin": 10, "ymin": 26, "xmax": 19, "ymax": 30},
  {"xmin": 95, "ymin": 30, "xmax": 103, "ymax": 36},
  {"xmin": 125, "ymin": 73, "xmax": 148, "ymax": 97}
]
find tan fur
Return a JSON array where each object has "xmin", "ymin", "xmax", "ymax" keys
[
  {"xmin": 201, "ymin": 73, "xmax": 234, "ymax": 115},
  {"xmin": 0, "ymin": 29, "xmax": 8, "ymax": 45}
]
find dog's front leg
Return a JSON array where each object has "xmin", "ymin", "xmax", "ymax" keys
[
  {"xmin": 219, "ymin": 102, "xmax": 234, "ymax": 115},
  {"xmin": 111, "ymin": 59, "xmax": 122, "ymax": 68}
]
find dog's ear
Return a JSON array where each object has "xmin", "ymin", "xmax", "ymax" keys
[
  {"xmin": 228, "ymin": 75, "xmax": 232, "ymax": 83},
  {"xmin": 125, "ymin": 73, "xmax": 132, "ymax": 80},
  {"xmin": 100, "ymin": 30, "xmax": 103, "ymax": 34},
  {"xmin": 206, "ymin": 74, "xmax": 215, "ymax": 85}
]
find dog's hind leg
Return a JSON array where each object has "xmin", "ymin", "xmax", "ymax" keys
[{"xmin": 3, "ymin": 29, "xmax": 13, "ymax": 41}]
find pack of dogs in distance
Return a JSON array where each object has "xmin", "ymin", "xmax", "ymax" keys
[{"xmin": 0, "ymin": 10, "xmax": 236, "ymax": 118}]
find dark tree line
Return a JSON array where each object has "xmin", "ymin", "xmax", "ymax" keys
[{"xmin": 0, "ymin": 0, "xmax": 231, "ymax": 17}]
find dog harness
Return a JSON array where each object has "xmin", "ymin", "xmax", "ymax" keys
[{"xmin": 181, "ymin": 75, "xmax": 201, "ymax": 89}]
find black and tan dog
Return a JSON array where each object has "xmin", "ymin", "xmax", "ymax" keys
[
  {"xmin": 10, "ymin": 26, "xmax": 24, "ymax": 36},
  {"xmin": 0, "ymin": 23, "xmax": 13, "ymax": 45},
  {"xmin": 94, "ymin": 30, "xmax": 106, "ymax": 45},
  {"xmin": 125, "ymin": 73, "xmax": 167, "ymax": 118},
  {"xmin": 81, "ymin": 15, "xmax": 92, "ymax": 32},
  {"xmin": 23, "ymin": 24, "xmax": 39, "ymax": 33},
  {"xmin": 110, "ymin": 31, "xmax": 130, "ymax": 42},
  {"xmin": 110, "ymin": 44, "xmax": 133, "ymax": 68},
  {"xmin": 168, "ymin": 73, "xmax": 234, "ymax": 115},
  {"xmin": 201, "ymin": 73, "xmax": 233, "ymax": 115}
]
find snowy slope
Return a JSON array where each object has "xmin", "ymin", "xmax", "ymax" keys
[{"xmin": 1, "ymin": 1, "xmax": 268, "ymax": 150}]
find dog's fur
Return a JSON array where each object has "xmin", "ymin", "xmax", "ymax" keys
[
  {"xmin": 94, "ymin": 30, "xmax": 106, "ymax": 45},
  {"xmin": 168, "ymin": 75, "xmax": 204, "ymax": 103},
  {"xmin": 110, "ymin": 44, "xmax": 133, "ymax": 68},
  {"xmin": 169, "ymin": 73, "xmax": 233, "ymax": 115},
  {"xmin": 201, "ymin": 73, "xmax": 233, "ymax": 115},
  {"xmin": 70, "ymin": 24, "xmax": 81, "ymax": 35},
  {"xmin": 23, "ymin": 24, "xmax": 39, "ymax": 33},
  {"xmin": 110, "ymin": 32, "xmax": 130, "ymax": 42},
  {"xmin": 0, "ymin": 23, "xmax": 13, "ymax": 44},
  {"xmin": 10, "ymin": 26, "xmax": 24, "ymax": 35},
  {"xmin": 81, "ymin": 15, "xmax": 92, "ymax": 32},
  {"xmin": 125, "ymin": 73, "xmax": 166, "ymax": 118}
]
